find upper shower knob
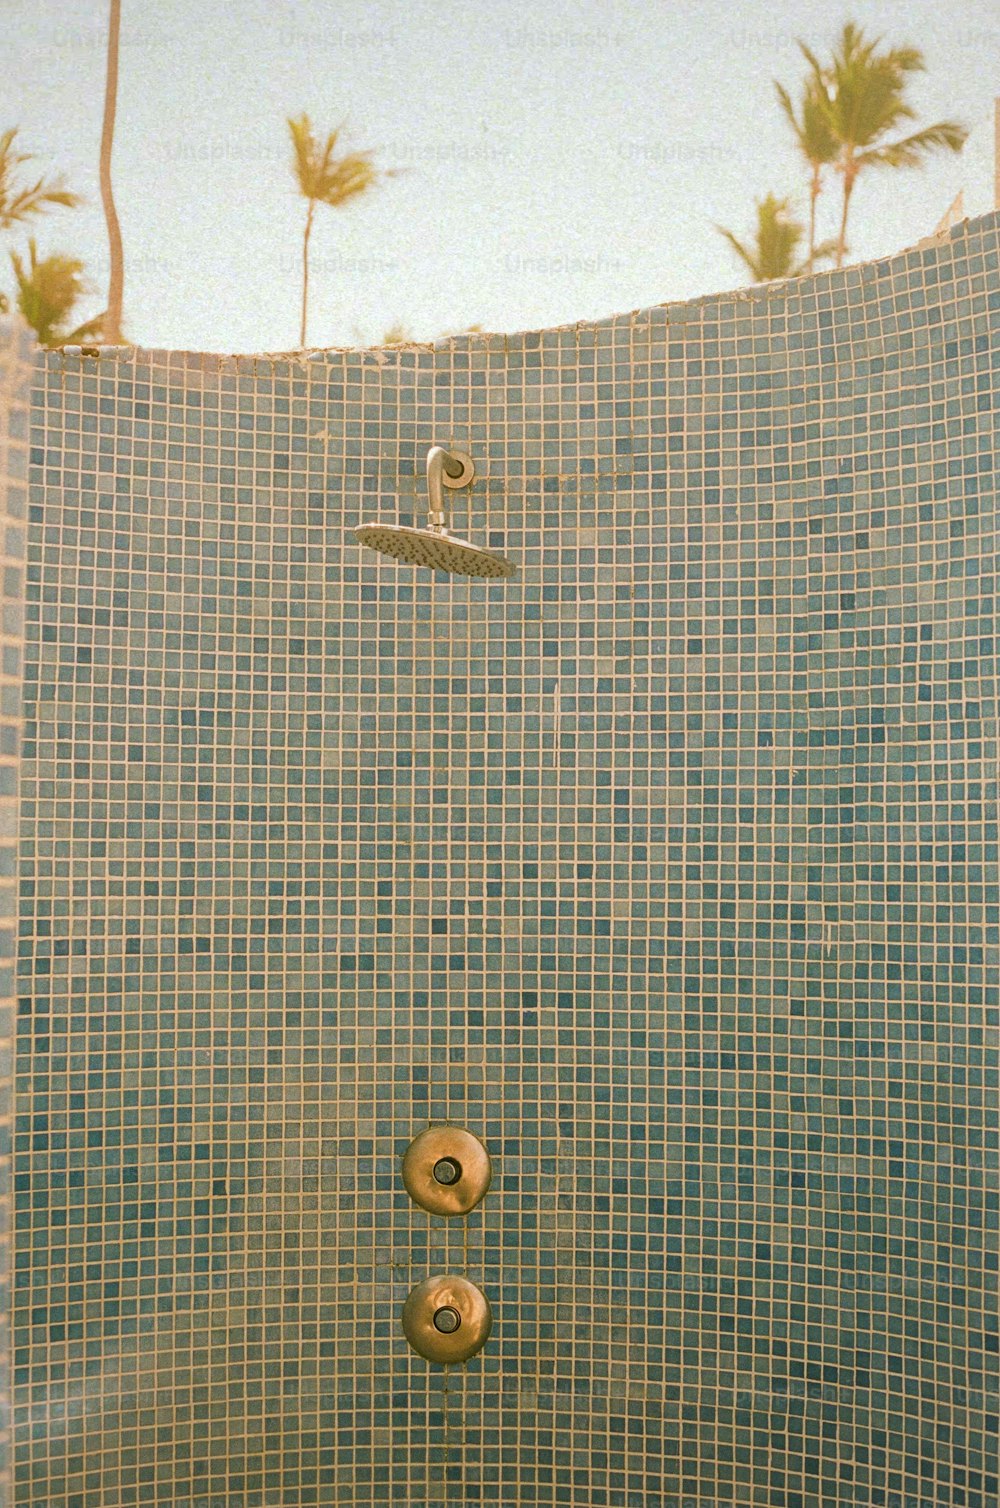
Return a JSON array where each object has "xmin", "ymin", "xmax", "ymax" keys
[{"xmin": 401, "ymin": 1126, "xmax": 492, "ymax": 1215}]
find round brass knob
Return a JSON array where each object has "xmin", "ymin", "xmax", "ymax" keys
[
  {"xmin": 401, "ymin": 1127, "xmax": 492, "ymax": 1216},
  {"xmin": 402, "ymin": 1275, "xmax": 492, "ymax": 1364}
]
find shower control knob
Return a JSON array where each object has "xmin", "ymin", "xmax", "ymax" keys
[
  {"xmin": 402, "ymin": 1126, "xmax": 492, "ymax": 1216},
  {"xmin": 402, "ymin": 1275, "xmax": 492, "ymax": 1363}
]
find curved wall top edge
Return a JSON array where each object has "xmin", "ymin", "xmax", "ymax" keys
[{"xmin": 23, "ymin": 208, "xmax": 1000, "ymax": 371}]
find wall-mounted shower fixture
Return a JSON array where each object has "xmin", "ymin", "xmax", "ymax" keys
[
  {"xmin": 402, "ymin": 1275, "xmax": 493, "ymax": 1363},
  {"xmin": 402, "ymin": 1126, "xmax": 492, "ymax": 1216},
  {"xmin": 354, "ymin": 445, "xmax": 516, "ymax": 579}
]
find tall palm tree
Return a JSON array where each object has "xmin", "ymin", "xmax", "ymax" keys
[
  {"xmin": 0, "ymin": 127, "xmax": 81, "ymax": 234},
  {"xmin": 9, "ymin": 240, "xmax": 103, "ymax": 348},
  {"xmin": 288, "ymin": 113, "xmax": 395, "ymax": 347},
  {"xmin": 774, "ymin": 73, "xmax": 839, "ymax": 274},
  {"xmin": 99, "ymin": 0, "xmax": 124, "ymax": 342},
  {"xmin": 717, "ymin": 193, "xmax": 836, "ymax": 283},
  {"xmin": 801, "ymin": 21, "xmax": 967, "ymax": 270}
]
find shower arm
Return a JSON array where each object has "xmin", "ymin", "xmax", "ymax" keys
[{"xmin": 426, "ymin": 446, "xmax": 471, "ymax": 530}]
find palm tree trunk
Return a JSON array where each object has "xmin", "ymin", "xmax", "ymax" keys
[
  {"xmin": 836, "ymin": 160, "xmax": 855, "ymax": 270},
  {"xmin": 299, "ymin": 200, "xmax": 315, "ymax": 347},
  {"xmin": 99, "ymin": 0, "xmax": 124, "ymax": 343}
]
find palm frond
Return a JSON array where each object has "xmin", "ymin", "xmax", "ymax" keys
[
  {"xmin": 322, "ymin": 149, "xmax": 380, "ymax": 207},
  {"xmin": 1, "ymin": 179, "xmax": 81, "ymax": 228},
  {"xmin": 775, "ymin": 81, "xmax": 798, "ymax": 133},
  {"xmin": 778, "ymin": 73, "xmax": 839, "ymax": 169},
  {"xmin": 287, "ymin": 112, "xmax": 388, "ymax": 209},
  {"xmin": 879, "ymin": 44, "xmax": 925, "ymax": 75},
  {"xmin": 858, "ymin": 119, "xmax": 967, "ymax": 169},
  {"xmin": 809, "ymin": 236, "xmax": 841, "ymax": 265},
  {"xmin": 715, "ymin": 225, "xmax": 758, "ymax": 278},
  {"xmin": 0, "ymin": 126, "xmax": 82, "ymax": 232},
  {"xmin": 9, "ymin": 238, "xmax": 92, "ymax": 347},
  {"xmin": 58, "ymin": 313, "xmax": 106, "ymax": 347},
  {"xmin": 802, "ymin": 85, "xmax": 838, "ymax": 159},
  {"xmin": 287, "ymin": 113, "xmax": 317, "ymax": 194},
  {"xmin": 797, "ymin": 40, "xmax": 827, "ymax": 81},
  {"xmin": 717, "ymin": 194, "xmax": 807, "ymax": 282},
  {"xmin": 800, "ymin": 22, "xmax": 966, "ymax": 164}
]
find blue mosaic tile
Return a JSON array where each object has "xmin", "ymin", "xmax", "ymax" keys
[{"xmin": 4, "ymin": 214, "xmax": 1000, "ymax": 1506}]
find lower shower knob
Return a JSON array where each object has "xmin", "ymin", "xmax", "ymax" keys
[{"xmin": 401, "ymin": 1275, "xmax": 492, "ymax": 1364}]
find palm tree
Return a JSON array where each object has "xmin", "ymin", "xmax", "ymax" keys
[
  {"xmin": 716, "ymin": 193, "xmax": 836, "ymax": 283},
  {"xmin": 9, "ymin": 240, "xmax": 103, "ymax": 347},
  {"xmin": 774, "ymin": 73, "xmax": 839, "ymax": 274},
  {"xmin": 0, "ymin": 127, "xmax": 81, "ymax": 234},
  {"xmin": 288, "ymin": 113, "xmax": 395, "ymax": 347},
  {"xmin": 99, "ymin": 0, "xmax": 125, "ymax": 342},
  {"xmin": 800, "ymin": 21, "xmax": 967, "ymax": 269}
]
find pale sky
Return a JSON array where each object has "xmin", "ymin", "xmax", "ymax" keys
[{"xmin": 5, "ymin": 0, "xmax": 999, "ymax": 353}]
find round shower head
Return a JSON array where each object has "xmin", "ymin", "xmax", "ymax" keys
[
  {"xmin": 355, "ymin": 446, "xmax": 516, "ymax": 580},
  {"xmin": 354, "ymin": 522, "xmax": 516, "ymax": 580}
]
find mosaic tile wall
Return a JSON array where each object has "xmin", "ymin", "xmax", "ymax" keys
[
  {"xmin": 0, "ymin": 318, "xmax": 31, "ymax": 1508},
  {"xmin": 12, "ymin": 214, "xmax": 1000, "ymax": 1508}
]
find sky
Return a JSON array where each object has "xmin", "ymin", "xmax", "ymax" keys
[{"xmin": 5, "ymin": 0, "xmax": 999, "ymax": 353}]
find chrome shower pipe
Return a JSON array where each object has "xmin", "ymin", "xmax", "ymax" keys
[{"xmin": 426, "ymin": 445, "xmax": 467, "ymax": 530}]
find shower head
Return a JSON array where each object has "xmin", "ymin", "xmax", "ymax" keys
[
  {"xmin": 354, "ymin": 521, "xmax": 516, "ymax": 579},
  {"xmin": 354, "ymin": 446, "xmax": 516, "ymax": 580}
]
